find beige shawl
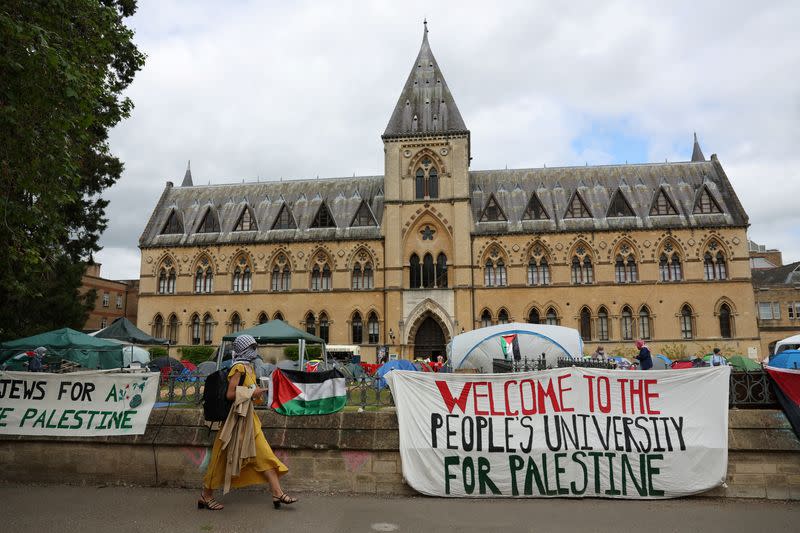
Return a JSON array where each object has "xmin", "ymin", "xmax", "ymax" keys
[{"xmin": 218, "ymin": 385, "xmax": 257, "ymax": 493}]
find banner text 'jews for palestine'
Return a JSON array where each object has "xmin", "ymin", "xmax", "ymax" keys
[
  {"xmin": 386, "ymin": 367, "xmax": 729, "ymax": 499},
  {"xmin": 0, "ymin": 371, "xmax": 159, "ymax": 436}
]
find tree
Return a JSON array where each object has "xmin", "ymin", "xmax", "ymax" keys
[{"xmin": 0, "ymin": 1, "xmax": 144, "ymax": 340}]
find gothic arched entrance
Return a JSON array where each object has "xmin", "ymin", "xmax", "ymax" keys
[{"xmin": 413, "ymin": 315, "xmax": 447, "ymax": 359}]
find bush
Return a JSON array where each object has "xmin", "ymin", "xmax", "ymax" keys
[
  {"xmin": 148, "ymin": 346, "xmax": 168, "ymax": 358},
  {"xmin": 178, "ymin": 345, "xmax": 217, "ymax": 364},
  {"xmin": 283, "ymin": 345, "xmax": 321, "ymax": 361}
]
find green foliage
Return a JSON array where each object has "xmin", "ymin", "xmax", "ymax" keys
[
  {"xmin": 0, "ymin": 1, "xmax": 145, "ymax": 340},
  {"xmin": 607, "ymin": 344, "xmax": 639, "ymax": 359},
  {"xmin": 659, "ymin": 343, "xmax": 690, "ymax": 360},
  {"xmin": 178, "ymin": 346, "xmax": 216, "ymax": 364},
  {"xmin": 693, "ymin": 342, "xmax": 737, "ymax": 358},
  {"xmin": 283, "ymin": 345, "xmax": 322, "ymax": 361},
  {"xmin": 147, "ymin": 346, "xmax": 168, "ymax": 358}
]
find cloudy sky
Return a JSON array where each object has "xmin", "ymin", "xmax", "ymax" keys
[{"xmin": 98, "ymin": 0, "xmax": 800, "ymax": 280}]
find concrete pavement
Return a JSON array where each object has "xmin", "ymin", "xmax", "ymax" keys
[{"xmin": 2, "ymin": 484, "xmax": 798, "ymax": 533}]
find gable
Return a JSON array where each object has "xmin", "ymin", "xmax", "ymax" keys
[
  {"xmin": 606, "ymin": 189, "xmax": 635, "ymax": 217},
  {"xmin": 351, "ymin": 200, "xmax": 377, "ymax": 227},
  {"xmin": 196, "ymin": 207, "xmax": 220, "ymax": 233},
  {"xmin": 311, "ymin": 201, "xmax": 337, "ymax": 228},
  {"xmin": 272, "ymin": 203, "xmax": 297, "ymax": 230},
  {"xmin": 479, "ymin": 194, "xmax": 507, "ymax": 222},
  {"xmin": 564, "ymin": 191, "xmax": 592, "ymax": 218},
  {"xmin": 650, "ymin": 188, "xmax": 678, "ymax": 216},
  {"xmin": 161, "ymin": 210, "xmax": 183, "ymax": 235},
  {"xmin": 693, "ymin": 186, "xmax": 723, "ymax": 214},
  {"xmin": 522, "ymin": 193, "xmax": 549, "ymax": 220},
  {"xmin": 234, "ymin": 205, "xmax": 257, "ymax": 231}
]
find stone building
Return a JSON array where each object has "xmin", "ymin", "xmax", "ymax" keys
[
  {"xmin": 137, "ymin": 24, "xmax": 760, "ymax": 361},
  {"xmin": 81, "ymin": 263, "xmax": 139, "ymax": 332},
  {"xmin": 752, "ymin": 261, "xmax": 800, "ymax": 356}
]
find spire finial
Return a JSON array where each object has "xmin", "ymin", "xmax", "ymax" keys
[
  {"xmin": 181, "ymin": 159, "xmax": 194, "ymax": 187},
  {"xmin": 423, "ymin": 18, "xmax": 428, "ymax": 41},
  {"xmin": 187, "ymin": 159, "xmax": 191, "ymax": 171},
  {"xmin": 691, "ymin": 132, "xmax": 705, "ymax": 162}
]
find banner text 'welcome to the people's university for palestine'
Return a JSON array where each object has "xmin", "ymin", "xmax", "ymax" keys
[{"xmin": 387, "ymin": 366, "xmax": 730, "ymax": 499}]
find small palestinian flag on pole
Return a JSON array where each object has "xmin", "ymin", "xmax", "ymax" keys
[
  {"xmin": 500, "ymin": 334, "xmax": 522, "ymax": 361},
  {"xmin": 268, "ymin": 368, "xmax": 347, "ymax": 416}
]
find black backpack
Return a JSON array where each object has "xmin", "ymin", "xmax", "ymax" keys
[{"xmin": 202, "ymin": 368, "xmax": 244, "ymax": 422}]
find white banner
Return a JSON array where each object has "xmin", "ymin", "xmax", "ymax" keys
[
  {"xmin": 386, "ymin": 367, "xmax": 730, "ymax": 499},
  {"xmin": 0, "ymin": 370, "xmax": 160, "ymax": 436}
]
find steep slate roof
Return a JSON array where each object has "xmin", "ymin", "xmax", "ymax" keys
[
  {"xmin": 469, "ymin": 157, "xmax": 748, "ymax": 235},
  {"xmin": 751, "ymin": 261, "xmax": 800, "ymax": 287},
  {"xmin": 139, "ymin": 176, "xmax": 384, "ymax": 247},
  {"xmin": 383, "ymin": 22, "xmax": 468, "ymax": 138}
]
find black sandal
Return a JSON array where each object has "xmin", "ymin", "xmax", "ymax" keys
[
  {"xmin": 272, "ymin": 492, "xmax": 298, "ymax": 509},
  {"xmin": 198, "ymin": 494, "xmax": 224, "ymax": 510}
]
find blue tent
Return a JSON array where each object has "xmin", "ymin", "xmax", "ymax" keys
[
  {"xmin": 768, "ymin": 350, "xmax": 800, "ymax": 370},
  {"xmin": 375, "ymin": 359, "xmax": 417, "ymax": 389}
]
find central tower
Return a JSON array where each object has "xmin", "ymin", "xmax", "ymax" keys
[{"xmin": 381, "ymin": 22, "xmax": 474, "ymax": 358}]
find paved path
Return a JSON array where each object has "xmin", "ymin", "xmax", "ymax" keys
[{"xmin": 2, "ymin": 484, "xmax": 797, "ymax": 533}]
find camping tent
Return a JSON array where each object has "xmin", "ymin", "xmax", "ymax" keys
[
  {"xmin": 92, "ymin": 317, "xmax": 168, "ymax": 345},
  {"xmin": 449, "ymin": 323, "xmax": 582, "ymax": 372},
  {"xmin": 774, "ymin": 334, "xmax": 800, "ymax": 356},
  {"xmin": 222, "ymin": 320, "xmax": 324, "ymax": 344},
  {"xmin": 0, "ymin": 328, "xmax": 125, "ymax": 369}
]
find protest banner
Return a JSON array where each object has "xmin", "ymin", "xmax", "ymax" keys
[
  {"xmin": 386, "ymin": 366, "xmax": 730, "ymax": 499},
  {"xmin": 0, "ymin": 370, "xmax": 159, "ymax": 436}
]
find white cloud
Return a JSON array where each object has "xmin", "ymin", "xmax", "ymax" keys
[{"xmin": 100, "ymin": 0, "xmax": 800, "ymax": 279}]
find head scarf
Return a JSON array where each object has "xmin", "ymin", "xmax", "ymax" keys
[
  {"xmin": 33, "ymin": 347, "xmax": 47, "ymax": 358},
  {"xmin": 635, "ymin": 340, "xmax": 646, "ymax": 350},
  {"xmin": 232, "ymin": 334, "xmax": 259, "ymax": 364}
]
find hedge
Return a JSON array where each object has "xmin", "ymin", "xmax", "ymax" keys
[
  {"xmin": 178, "ymin": 345, "xmax": 217, "ymax": 364},
  {"xmin": 283, "ymin": 345, "xmax": 322, "ymax": 361}
]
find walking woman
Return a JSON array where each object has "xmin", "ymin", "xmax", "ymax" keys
[
  {"xmin": 634, "ymin": 339, "xmax": 653, "ymax": 370},
  {"xmin": 199, "ymin": 334, "xmax": 297, "ymax": 511}
]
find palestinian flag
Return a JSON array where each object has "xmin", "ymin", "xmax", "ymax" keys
[
  {"xmin": 500, "ymin": 334, "xmax": 522, "ymax": 361},
  {"xmin": 766, "ymin": 365, "xmax": 800, "ymax": 439},
  {"xmin": 269, "ymin": 368, "xmax": 346, "ymax": 416}
]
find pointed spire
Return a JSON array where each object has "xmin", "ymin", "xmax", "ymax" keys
[
  {"xmin": 383, "ymin": 21, "xmax": 467, "ymax": 137},
  {"xmin": 691, "ymin": 132, "xmax": 706, "ymax": 162},
  {"xmin": 181, "ymin": 160, "xmax": 193, "ymax": 187}
]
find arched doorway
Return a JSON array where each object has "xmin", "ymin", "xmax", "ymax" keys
[{"xmin": 413, "ymin": 315, "xmax": 447, "ymax": 359}]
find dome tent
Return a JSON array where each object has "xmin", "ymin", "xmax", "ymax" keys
[{"xmin": 449, "ymin": 323, "xmax": 582, "ymax": 373}]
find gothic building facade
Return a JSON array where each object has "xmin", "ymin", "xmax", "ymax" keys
[{"xmin": 137, "ymin": 25, "xmax": 760, "ymax": 361}]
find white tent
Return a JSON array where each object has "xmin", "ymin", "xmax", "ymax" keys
[
  {"xmin": 448, "ymin": 322, "xmax": 583, "ymax": 372},
  {"xmin": 774, "ymin": 333, "xmax": 800, "ymax": 355},
  {"xmin": 86, "ymin": 334, "xmax": 151, "ymax": 367}
]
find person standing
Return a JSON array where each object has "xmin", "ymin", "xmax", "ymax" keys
[
  {"xmin": 592, "ymin": 346, "xmax": 606, "ymax": 358},
  {"xmin": 709, "ymin": 347, "xmax": 728, "ymax": 367},
  {"xmin": 28, "ymin": 347, "xmax": 47, "ymax": 372},
  {"xmin": 199, "ymin": 334, "xmax": 297, "ymax": 511},
  {"xmin": 634, "ymin": 340, "xmax": 653, "ymax": 370}
]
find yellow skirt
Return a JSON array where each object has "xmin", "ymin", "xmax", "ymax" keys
[{"xmin": 202, "ymin": 413, "xmax": 288, "ymax": 490}]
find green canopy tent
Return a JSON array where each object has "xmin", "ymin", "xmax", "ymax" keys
[
  {"xmin": 728, "ymin": 355, "xmax": 762, "ymax": 371},
  {"xmin": 93, "ymin": 317, "xmax": 168, "ymax": 345},
  {"xmin": 220, "ymin": 320, "xmax": 325, "ymax": 367},
  {"xmin": 0, "ymin": 328, "xmax": 125, "ymax": 370}
]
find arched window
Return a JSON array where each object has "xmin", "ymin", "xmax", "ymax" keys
[
  {"xmin": 232, "ymin": 265, "xmax": 251, "ymax": 293},
  {"xmin": 480, "ymin": 309, "xmax": 492, "ymax": 328},
  {"xmin": 305, "ymin": 313, "xmax": 316, "ymax": 335},
  {"xmin": 422, "ymin": 253, "xmax": 434, "ymax": 288},
  {"xmin": 319, "ymin": 313, "xmax": 329, "ymax": 343},
  {"xmin": 719, "ymin": 304, "xmax": 732, "ymax": 339},
  {"xmin": 498, "ymin": 309, "xmax": 509, "ymax": 325},
  {"xmin": 352, "ymin": 312, "xmax": 363, "ymax": 344},
  {"xmin": 671, "ymin": 254, "xmax": 682, "ymax": 281},
  {"xmin": 580, "ymin": 308, "xmax": 592, "ymax": 341},
  {"xmin": 527, "ymin": 258, "xmax": 539, "ymax": 286},
  {"xmin": 167, "ymin": 268, "xmax": 176, "ymax": 293},
  {"xmin": 528, "ymin": 308, "xmax": 540, "ymax": 324},
  {"xmin": 540, "ymin": 258, "xmax": 550, "ymax": 285},
  {"xmin": 484, "ymin": 259, "xmax": 494, "ymax": 287},
  {"xmin": 195, "ymin": 267, "xmax": 204, "ymax": 293},
  {"xmin": 428, "ymin": 168, "xmax": 439, "ymax": 199},
  {"xmin": 704, "ymin": 243, "xmax": 728, "ymax": 281},
  {"xmin": 597, "ymin": 307, "xmax": 609, "ymax": 341},
  {"xmin": 496, "ymin": 259, "xmax": 507, "ymax": 286},
  {"xmin": 615, "ymin": 256, "xmax": 626, "ymax": 283},
  {"xmin": 158, "ymin": 269, "xmax": 167, "ymax": 294},
  {"xmin": 638, "ymin": 307, "xmax": 651, "ymax": 340},
  {"xmin": 410, "ymin": 254, "xmax": 421, "ymax": 288},
  {"xmin": 716, "ymin": 251, "xmax": 727, "ymax": 280},
  {"xmin": 271, "ymin": 254, "xmax": 291, "ymax": 292},
  {"xmin": 322, "ymin": 264, "xmax": 332, "ymax": 290},
  {"xmin": 680, "ymin": 305, "xmax": 694, "ymax": 339},
  {"xmin": 414, "ymin": 159, "xmax": 440, "ymax": 199},
  {"xmin": 436, "ymin": 253, "xmax": 448, "ymax": 288},
  {"xmin": 190, "ymin": 314, "xmax": 201, "ymax": 345},
  {"xmin": 621, "ymin": 306, "xmax": 633, "ymax": 340},
  {"xmin": 167, "ymin": 314, "xmax": 178, "ymax": 344},
  {"xmin": 258, "ymin": 312, "xmax": 268, "ymax": 324},
  {"xmin": 614, "ymin": 245, "xmax": 638, "ymax": 283},
  {"xmin": 152, "ymin": 314, "xmax": 164, "ymax": 339},
  {"xmin": 273, "ymin": 311, "xmax": 284, "ymax": 322},
  {"xmin": 202, "ymin": 313, "xmax": 214, "ymax": 345},
  {"xmin": 352, "ymin": 264, "xmax": 362, "ymax": 290},
  {"xmin": 527, "ymin": 246, "xmax": 550, "ymax": 286},
  {"xmin": 571, "ymin": 249, "xmax": 594, "ymax": 285},
  {"xmin": 368, "ymin": 312, "xmax": 379, "ymax": 344},
  {"xmin": 484, "ymin": 249, "xmax": 507, "ymax": 287},
  {"xmin": 205, "ymin": 268, "xmax": 214, "ymax": 292},
  {"xmin": 364, "ymin": 263, "xmax": 374, "ymax": 289},
  {"xmin": 546, "ymin": 307, "xmax": 559, "ymax": 326},
  {"xmin": 230, "ymin": 312, "xmax": 242, "ymax": 334},
  {"xmin": 311, "ymin": 265, "xmax": 321, "ymax": 291}
]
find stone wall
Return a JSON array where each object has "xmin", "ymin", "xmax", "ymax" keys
[{"xmin": 0, "ymin": 408, "xmax": 797, "ymax": 499}]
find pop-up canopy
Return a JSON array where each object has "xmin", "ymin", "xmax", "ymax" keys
[
  {"xmin": 0, "ymin": 327, "xmax": 125, "ymax": 369},
  {"xmin": 93, "ymin": 317, "xmax": 168, "ymax": 345},
  {"xmin": 222, "ymin": 319, "xmax": 324, "ymax": 344},
  {"xmin": 449, "ymin": 323, "xmax": 582, "ymax": 372}
]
